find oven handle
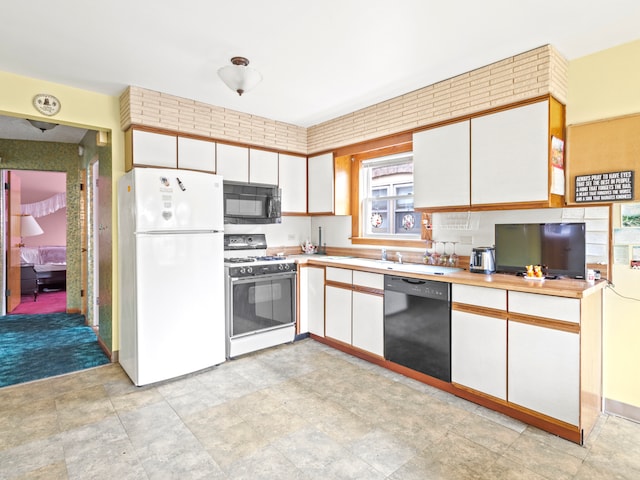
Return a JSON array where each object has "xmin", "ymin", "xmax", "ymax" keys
[{"xmin": 229, "ymin": 271, "xmax": 297, "ymax": 283}]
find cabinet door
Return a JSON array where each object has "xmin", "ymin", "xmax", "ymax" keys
[
  {"xmin": 325, "ymin": 285, "xmax": 352, "ymax": 344},
  {"xmin": 308, "ymin": 153, "xmax": 334, "ymax": 214},
  {"xmin": 413, "ymin": 120, "xmax": 470, "ymax": 208},
  {"xmin": 216, "ymin": 143, "xmax": 249, "ymax": 182},
  {"xmin": 301, "ymin": 266, "xmax": 325, "ymax": 336},
  {"xmin": 249, "ymin": 149, "xmax": 279, "ymax": 185},
  {"xmin": 178, "ymin": 137, "xmax": 216, "ymax": 172},
  {"xmin": 352, "ymin": 291, "xmax": 384, "ymax": 356},
  {"xmin": 279, "ymin": 153, "xmax": 307, "ymax": 213},
  {"xmin": 451, "ymin": 310, "xmax": 506, "ymax": 400},
  {"xmin": 508, "ymin": 320, "xmax": 580, "ymax": 425},
  {"xmin": 471, "ymin": 100, "xmax": 549, "ymax": 205},
  {"xmin": 132, "ymin": 130, "xmax": 177, "ymax": 168}
]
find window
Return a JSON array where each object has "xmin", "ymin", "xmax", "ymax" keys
[{"xmin": 360, "ymin": 152, "xmax": 421, "ymax": 238}]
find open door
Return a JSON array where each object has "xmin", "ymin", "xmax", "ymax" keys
[{"xmin": 7, "ymin": 171, "xmax": 22, "ymax": 312}]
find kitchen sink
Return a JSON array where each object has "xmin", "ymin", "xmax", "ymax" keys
[{"xmin": 327, "ymin": 257, "xmax": 462, "ymax": 276}]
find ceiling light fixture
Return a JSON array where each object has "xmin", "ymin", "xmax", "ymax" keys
[
  {"xmin": 27, "ymin": 119, "xmax": 58, "ymax": 132},
  {"xmin": 217, "ymin": 56, "xmax": 262, "ymax": 96}
]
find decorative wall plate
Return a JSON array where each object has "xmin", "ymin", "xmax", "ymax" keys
[
  {"xmin": 402, "ymin": 213, "xmax": 415, "ymax": 230},
  {"xmin": 33, "ymin": 94, "xmax": 61, "ymax": 116},
  {"xmin": 371, "ymin": 212, "xmax": 383, "ymax": 228}
]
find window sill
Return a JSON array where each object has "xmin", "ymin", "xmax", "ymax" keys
[{"xmin": 351, "ymin": 236, "xmax": 426, "ymax": 248}]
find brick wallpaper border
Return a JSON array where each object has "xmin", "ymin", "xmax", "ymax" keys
[
  {"xmin": 120, "ymin": 45, "xmax": 567, "ymax": 156},
  {"xmin": 307, "ymin": 45, "xmax": 568, "ymax": 153}
]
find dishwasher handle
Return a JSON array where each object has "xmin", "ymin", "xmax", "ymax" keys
[{"xmin": 384, "ymin": 275, "xmax": 450, "ymax": 300}]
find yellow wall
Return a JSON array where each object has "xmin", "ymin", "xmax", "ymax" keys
[
  {"xmin": 568, "ymin": 39, "xmax": 640, "ymax": 409},
  {"xmin": 0, "ymin": 70, "xmax": 125, "ymax": 351}
]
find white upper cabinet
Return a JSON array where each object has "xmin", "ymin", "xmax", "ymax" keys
[
  {"xmin": 177, "ymin": 137, "xmax": 216, "ymax": 172},
  {"xmin": 308, "ymin": 152, "xmax": 334, "ymax": 214},
  {"xmin": 130, "ymin": 130, "xmax": 177, "ymax": 168},
  {"xmin": 413, "ymin": 120, "xmax": 470, "ymax": 209},
  {"xmin": 216, "ymin": 143, "xmax": 249, "ymax": 182},
  {"xmin": 279, "ymin": 153, "xmax": 307, "ymax": 213},
  {"xmin": 249, "ymin": 148, "xmax": 279, "ymax": 185},
  {"xmin": 471, "ymin": 100, "xmax": 549, "ymax": 205}
]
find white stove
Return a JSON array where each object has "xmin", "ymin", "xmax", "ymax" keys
[{"xmin": 223, "ymin": 234, "xmax": 297, "ymax": 358}]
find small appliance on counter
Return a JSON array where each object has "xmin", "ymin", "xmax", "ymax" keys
[{"xmin": 469, "ymin": 246, "xmax": 496, "ymax": 274}]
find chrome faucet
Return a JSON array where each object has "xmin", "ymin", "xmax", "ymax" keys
[
  {"xmin": 397, "ymin": 252, "xmax": 403, "ymax": 264},
  {"xmin": 381, "ymin": 248, "xmax": 387, "ymax": 261}
]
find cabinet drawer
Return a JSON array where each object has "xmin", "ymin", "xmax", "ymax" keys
[
  {"xmin": 353, "ymin": 271, "xmax": 383, "ymax": 290},
  {"xmin": 508, "ymin": 291, "xmax": 580, "ymax": 323},
  {"xmin": 452, "ymin": 284, "xmax": 506, "ymax": 310},
  {"xmin": 326, "ymin": 267, "xmax": 352, "ymax": 284}
]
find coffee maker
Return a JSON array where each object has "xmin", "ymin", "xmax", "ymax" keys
[{"xmin": 469, "ymin": 246, "xmax": 496, "ymax": 274}]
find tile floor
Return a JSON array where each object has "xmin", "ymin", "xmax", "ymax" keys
[{"xmin": 1, "ymin": 338, "xmax": 639, "ymax": 479}]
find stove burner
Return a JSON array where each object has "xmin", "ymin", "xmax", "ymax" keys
[
  {"xmin": 225, "ymin": 255, "xmax": 288, "ymax": 264},
  {"xmin": 252, "ymin": 255, "xmax": 287, "ymax": 262},
  {"xmin": 225, "ymin": 257, "xmax": 256, "ymax": 263}
]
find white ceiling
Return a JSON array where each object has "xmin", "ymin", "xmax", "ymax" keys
[{"xmin": 2, "ymin": 1, "xmax": 640, "ymax": 134}]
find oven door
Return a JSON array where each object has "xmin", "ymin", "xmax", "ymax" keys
[{"xmin": 228, "ymin": 271, "xmax": 296, "ymax": 339}]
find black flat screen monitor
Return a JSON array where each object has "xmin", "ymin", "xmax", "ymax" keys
[{"xmin": 494, "ymin": 222, "xmax": 586, "ymax": 279}]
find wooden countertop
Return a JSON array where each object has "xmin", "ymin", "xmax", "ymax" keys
[{"xmin": 292, "ymin": 255, "xmax": 606, "ymax": 299}]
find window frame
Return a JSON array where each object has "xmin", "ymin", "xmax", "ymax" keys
[
  {"xmin": 335, "ymin": 132, "xmax": 427, "ymax": 248},
  {"xmin": 360, "ymin": 153, "xmax": 419, "ymax": 238}
]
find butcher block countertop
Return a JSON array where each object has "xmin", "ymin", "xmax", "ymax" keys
[{"xmin": 290, "ymin": 254, "xmax": 606, "ymax": 299}]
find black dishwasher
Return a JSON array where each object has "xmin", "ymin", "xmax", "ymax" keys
[{"xmin": 384, "ymin": 275, "xmax": 451, "ymax": 382}]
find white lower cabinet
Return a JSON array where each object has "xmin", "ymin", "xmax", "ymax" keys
[
  {"xmin": 325, "ymin": 284, "xmax": 352, "ymax": 344},
  {"xmin": 451, "ymin": 310, "xmax": 506, "ymax": 400},
  {"xmin": 506, "ymin": 290, "xmax": 581, "ymax": 425},
  {"xmin": 324, "ymin": 267, "xmax": 384, "ymax": 356},
  {"xmin": 352, "ymin": 291, "xmax": 384, "ymax": 356},
  {"xmin": 451, "ymin": 284, "xmax": 507, "ymax": 400},
  {"xmin": 508, "ymin": 320, "xmax": 580, "ymax": 426},
  {"xmin": 299, "ymin": 266, "xmax": 325, "ymax": 336}
]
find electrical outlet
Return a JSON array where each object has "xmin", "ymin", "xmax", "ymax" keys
[
  {"xmin": 287, "ymin": 233, "xmax": 296, "ymax": 241},
  {"xmin": 460, "ymin": 235, "xmax": 473, "ymax": 244}
]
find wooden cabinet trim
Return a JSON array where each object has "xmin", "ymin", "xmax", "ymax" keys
[
  {"xmin": 508, "ymin": 312, "xmax": 580, "ymax": 334},
  {"xmin": 325, "ymin": 279, "xmax": 352, "ymax": 290},
  {"xmin": 452, "ymin": 302, "xmax": 508, "ymax": 320},
  {"xmin": 353, "ymin": 285, "xmax": 383, "ymax": 296}
]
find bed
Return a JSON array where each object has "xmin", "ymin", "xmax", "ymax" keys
[{"xmin": 20, "ymin": 246, "xmax": 66, "ymax": 300}]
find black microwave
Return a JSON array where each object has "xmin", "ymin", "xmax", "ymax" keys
[{"xmin": 223, "ymin": 181, "xmax": 282, "ymax": 224}]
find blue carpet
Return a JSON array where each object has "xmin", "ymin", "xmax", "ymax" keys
[{"xmin": 0, "ymin": 313, "xmax": 110, "ymax": 388}]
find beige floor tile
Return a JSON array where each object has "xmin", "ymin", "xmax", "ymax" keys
[
  {"xmin": 450, "ymin": 412, "xmax": 521, "ymax": 454},
  {"xmin": 1, "ymin": 338, "xmax": 640, "ymax": 479}
]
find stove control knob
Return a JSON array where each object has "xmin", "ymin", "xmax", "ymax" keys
[
  {"xmin": 283, "ymin": 264, "xmax": 290, "ymax": 270},
  {"xmin": 278, "ymin": 264, "xmax": 284, "ymax": 271},
  {"xmin": 239, "ymin": 267, "xmax": 245, "ymax": 274},
  {"xmin": 246, "ymin": 266, "xmax": 253, "ymax": 274}
]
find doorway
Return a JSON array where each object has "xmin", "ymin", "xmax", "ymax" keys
[
  {"xmin": 6, "ymin": 170, "xmax": 68, "ymax": 315},
  {"xmin": 0, "ymin": 114, "xmax": 112, "ymax": 385}
]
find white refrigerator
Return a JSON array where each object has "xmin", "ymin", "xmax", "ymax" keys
[{"xmin": 117, "ymin": 167, "xmax": 225, "ymax": 386}]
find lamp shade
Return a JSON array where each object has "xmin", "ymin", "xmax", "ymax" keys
[
  {"xmin": 21, "ymin": 214, "xmax": 44, "ymax": 237},
  {"xmin": 217, "ymin": 57, "xmax": 262, "ymax": 96}
]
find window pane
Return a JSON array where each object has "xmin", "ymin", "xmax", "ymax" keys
[
  {"xmin": 396, "ymin": 185, "xmax": 413, "ymax": 196},
  {"xmin": 396, "ymin": 196, "xmax": 413, "ymax": 211},
  {"xmin": 360, "ymin": 152, "xmax": 416, "ymax": 239}
]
